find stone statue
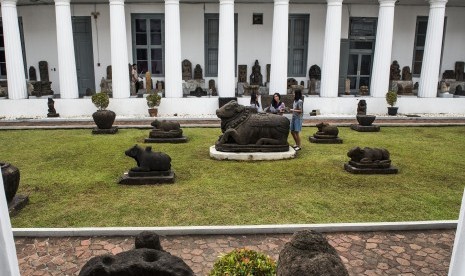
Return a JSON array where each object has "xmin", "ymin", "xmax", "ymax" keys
[
  {"xmin": 29, "ymin": 66, "xmax": 37, "ymax": 81},
  {"xmin": 347, "ymin": 146, "xmax": 391, "ymax": 168},
  {"xmin": 456, "ymin": 62, "xmax": 464, "ymax": 81},
  {"xmin": 442, "ymin": 70, "xmax": 455, "ymax": 80},
  {"xmin": 47, "ymin": 98, "xmax": 59, "ymax": 117},
  {"xmin": 357, "ymin": 100, "xmax": 367, "ymax": 115},
  {"xmin": 287, "ymin": 78, "xmax": 298, "ymax": 89},
  {"xmin": 249, "ymin": 60, "xmax": 263, "ymax": 86},
  {"xmin": 106, "ymin": 65, "xmax": 112, "ymax": 80},
  {"xmin": 182, "ymin": 59, "xmax": 192, "ymax": 81},
  {"xmin": 390, "ymin": 60, "xmax": 401, "ymax": 81},
  {"xmin": 37, "ymin": 61, "xmax": 53, "ymax": 95},
  {"xmin": 359, "ymin": 85, "xmax": 369, "ymax": 95},
  {"xmin": 309, "ymin": 122, "xmax": 342, "ymax": 144},
  {"xmin": 124, "ymin": 145, "xmax": 171, "ymax": 172},
  {"xmin": 209, "ymin": 79, "xmax": 217, "ymax": 96},
  {"xmin": 39, "ymin": 61, "xmax": 49, "ymax": 82},
  {"xmin": 145, "ymin": 120, "xmax": 187, "ymax": 143},
  {"xmin": 215, "ymin": 101, "xmax": 290, "ymax": 152},
  {"xmin": 238, "ymin": 65, "xmax": 247, "ymax": 83},
  {"xmin": 193, "ymin": 64, "xmax": 203, "ymax": 80},
  {"xmin": 455, "ymin": 85, "xmax": 465, "ymax": 96},
  {"xmin": 308, "ymin": 65, "xmax": 321, "ymax": 80},
  {"xmin": 277, "ymin": 230, "xmax": 349, "ymax": 276},
  {"xmin": 266, "ymin": 64, "xmax": 271, "ymax": 83},
  {"xmin": 145, "ymin": 72, "xmax": 152, "ymax": 93},
  {"xmin": 401, "ymin": 66, "xmax": 412, "ymax": 81}
]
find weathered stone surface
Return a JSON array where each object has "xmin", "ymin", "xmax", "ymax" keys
[
  {"xmin": 124, "ymin": 145, "xmax": 171, "ymax": 172},
  {"xmin": 135, "ymin": 231, "xmax": 163, "ymax": 251},
  {"xmin": 357, "ymin": 100, "xmax": 367, "ymax": 115},
  {"xmin": 345, "ymin": 147, "xmax": 398, "ymax": 174},
  {"xmin": 310, "ymin": 122, "xmax": 343, "ymax": 144},
  {"xmin": 146, "ymin": 120, "xmax": 186, "ymax": 142},
  {"xmin": 277, "ymin": 230, "xmax": 349, "ymax": 276}
]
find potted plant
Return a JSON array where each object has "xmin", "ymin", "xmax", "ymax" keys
[
  {"xmin": 91, "ymin": 92, "xmax": 116, "ymax": 130},
  {"xmin": 146, "ymin": 93, "xmax": 161, "ymax": 117},
  {"xmin": 386, "ymin": 90, "xmax": 398, "ymax": 116},
  {"xmin": 209, "ymin": 248, "xmax": 276, "ymax": 276}
]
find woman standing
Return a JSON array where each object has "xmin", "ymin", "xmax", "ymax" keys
[{"xmin": 290, "ymin": 90, "xmax": 303, "ymax": 151}]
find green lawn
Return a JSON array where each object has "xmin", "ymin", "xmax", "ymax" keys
[{"xmin": 1, "ymin": 126, "xmax": 464, "ymax": 227}]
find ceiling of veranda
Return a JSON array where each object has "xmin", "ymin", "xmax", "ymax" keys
[{"xmin": 17, "ymin": 0, "xmax": 465, "ymax": 7}]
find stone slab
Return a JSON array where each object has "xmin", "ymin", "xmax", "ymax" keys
[
  {"xmin": 438, "ymin": 92, "xmax": 454, "ymax": 98},
  {"xmin": 344, "ymin": 163, "xmax": 398, "ymax": 174},
  {"xmin": 210, "ymin": 146, "xmax": 296, "ymax": 161},
  {"xmin": 350, "ymin": 124, "xmax": 380, "ymax": 132},
  {"xmin": 92, "ymin": 127, "xmax": 118, "ymax": 134},
  {"xmin": 8, "ymin": 194, "xmax": 29, "ymax": 216},
  {"xmin": 47, "ymin": 114, "xmax": 60, "ymax": 118},
  {"xmin": 144, "ymin": 137, "xmax": 188, "ymax": 143},
  {"xmin": 118, "ymin": 171, "xmax": 175, "ymax": 185},
  {"xmin": 309, "ymin": 137, "xmax": 343, "ymax": 144}
]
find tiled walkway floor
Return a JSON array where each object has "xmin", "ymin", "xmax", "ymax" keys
[{"xmin": 15, "ymin": 229, "xmax": 454, "ymax": 276}]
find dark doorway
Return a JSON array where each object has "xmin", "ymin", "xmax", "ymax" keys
[{"xmin": 72, "ymin": 16, "xmax": 95, "ymax": 97}]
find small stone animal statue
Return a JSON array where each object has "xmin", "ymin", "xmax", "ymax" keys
[
  {"xmin": 315, "ymin": 122, "xmax": 339, "ymax": 137},
  {"xmin": 347, "ymin": 146, "xmax": 390, "ymax": 163},
  {"xmin": 357, "ymin": 100, "xmax": 367, "ymax": 115},
  {"xmin": 216, "ymin": 100, "xmax": 289, "ymax": 145},
  {"xmin": 125, "ymin": 145, "xmax": 171, "ymax": 172},
  {"xmin": 151, "ymin": 120, "xmax": 180, "ymax": 132},
  {"xmin": 47, "ymin": 98, "xmax": 56, "ymax": 114}
]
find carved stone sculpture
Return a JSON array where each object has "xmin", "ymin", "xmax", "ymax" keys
[
  {"xmin": 106, "ymin": 65, "xmax": 112, "ymax": 80},
  {"xmin": 182, "ymin": 59, "xmax": 192, "ymax": 81},
  {"xmin": 266, "ymin": 64, "xmax": 271, "ymax": 83},
  {"xmin": 250, "ymin": 60, "xmax": 263, "ymax": 86},
  {"xmin": 194, "ymin": 64, "xmax": 203, "ymax": 80},
  {"xmin": 345, "ymin": 146, "xmax": 398, "ymax": 174},
  {"xmin": 397, "ymin": 82, "xmax": 413, "ymax": 95},
  {"xmin": 455, "ymin": 85, "xmax": 465, "ymax": 96},
  {"xmin": 36, "ymin": 61, "xmax": 53, "ymax": 96},
  {"xmin": 390, "ymin": 60, "xmax": 401, "ymax": 81},
  {"xmin": 287, "ymin": 78, "xmax": 298, "ymax": 89},
  {"xmin": 145, "ymin": 72, "xmax": 152, "ymax": 93},
  {"xmin": 79, "ymin": 232, "xmax": 194, "ymax": 276},
  {"xmin": 39, "ymin": 61, "xmax": 49, "ymax": 82},
  {"xmin": 357, "ymin": 100, "xmax": 367, "ymax": 115},
  {"xmin": 29, "ymin": 66, "xmax": 37, "ymax": 81},
  {"xmin": 277, "ymin": 230, "xmax": 349, "ymax": 276},
  {"xmin": 238, "ymin": 65, "xmax": 247, "ymax": 83},
  {"xmin": 456, "ymin": 62, "xmax": 464, "ymax": 81},
  {"xmin": 215, "ymin": 101, "xmax": 290, "ymax": 152},
  {"xmin": 402, "ymin": 66, "xmax": 412, "ymax": 81},
  {"xmin": 145, "ymin": 120, "xmax": 187, "ymax": 143},
  {"xmin": 443, "ymin": 70, "xmax": 455, "ymax": 80},
  {"xmin": 209, "ymin": 79, "xmax": 217, "ymax": 96},
  {"xmin": 309, "ymin": 122, "xmax": 342, "ymax": 144},
  {"xmin": 308, "ymin": 65, "xmax": 321, "ymax": 80},
  {"xmin": 47, "ymin": 98, "xmax": 59, "ymax": 117}
]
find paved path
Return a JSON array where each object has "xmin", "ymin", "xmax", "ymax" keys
[{"xmin": 16, "ymin": 230, "xmax": 454, "ymax": 276}]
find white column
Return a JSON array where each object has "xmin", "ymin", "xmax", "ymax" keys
[
  {"xmin": 0, "ymin": 0, "xmax": 27, "ymax": 99},
  {"xmin": 449, "ymin": 188, "xmax": 465, "ymax": 276},
  {"xmin": 320, "ymin": 0, "xmax": 343, "ymax": 98},
  {"xmin": 55, "ymin": 0, "xmax": 79, "ymax": 99},
  {"xmin": 269, "ymin": 0, "xmax": 289, "ymax": 95},
  {"xmin": 109, "ymin": 0, "xmax": 130, "ymax": 98},
  {"xmin": 418, "ymin": 0, "xmax": 447, "ymax": 98},
  {"xmin": 0, "ymin": 174, "xmax": 20, "ymax": 276},
  {"xmin": 370, "ymin": 0, "xmax": 396, "ymax": 97},
  {"xmin": 217, "ymin": 0, "xmax": 235, "ymax": 97},
  {"xmin": 164, "ymin": 0, "xmax": 182, "ymax": 98}
]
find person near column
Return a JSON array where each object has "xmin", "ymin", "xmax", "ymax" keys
[
  {"xmin": 131, "ymin": 64, "xmax": 139, "ymax": 95},
  {"xmin": 290, "ymin": 90, "xmax": 303, "ymax": 151},
  {"xmin": 268, "ymin": 92, "xmax": 285, "ymax": 114}
]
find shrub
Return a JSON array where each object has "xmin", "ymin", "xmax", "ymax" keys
[
  {"xmin": 146, "ymin": 93, "xmax": 161, "ymax": 108},
  {"xmin": 209, "ymin": 248, "xmax": 276, "ymax": 276},
  {"xmin": 386, "ymin": 90, "xmax": 397, "ymax": 107},
  {"xmin": 91, "ymin": 92, "xmax": 109, "ymax": 110}
]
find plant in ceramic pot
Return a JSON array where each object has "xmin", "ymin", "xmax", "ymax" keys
[
  {"xmin": 146, "ymin": 93, "xmax": 161, "ymax": 117},
  {"xmin": 91, "ymin": 92, "xmax": 116, "ymax": 129},
  {"xmin": 386, "ymin": 90, "xmax": 398, "ymax": 116}
]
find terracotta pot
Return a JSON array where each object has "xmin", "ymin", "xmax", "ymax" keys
[
  {"xmin": 1, "ymin": 162, "xmax": 20, "ymax": 203},
  {"xmin": 148, "ymin": 108, "xmax": 158, "ymax": 117},
  {"xmin": 92, "ymin": 110, "xmax": 116, "ymax": 129}
]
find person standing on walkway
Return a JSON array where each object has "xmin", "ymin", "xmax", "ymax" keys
[{"xmin": 290, "ymin": 90, "xmax": 303, "ymax": 151}]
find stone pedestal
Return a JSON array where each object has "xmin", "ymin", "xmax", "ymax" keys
[
  {"xmin": 119, "ymin": 170, "xmax": 175, "ymax": 185},
  {"xmin": 210, "ymin": 146, "xmax": 296, "ymax": 161},
  {"xmin": 344, "ymin": 161, "xmax": 398, "ymax": 174},
  {"xmin": 309, "ymin": 135, "xmax": 342, "ymax": 144},
  {"xmin": 351, "ymin": 115, "xmax": 380, "ymax": 132},
  {"xmin": 92, "ymin": 127, "xmax": 118, "ymax": 134}
]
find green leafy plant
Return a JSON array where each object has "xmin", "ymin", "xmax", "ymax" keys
[
  {"xmin": 386, "ymin": 90, "xmax": 398, "ymax": 107},
  {"xmin": 91, "ymin": 92, "xmax": 109, "ymax": 110},
  {"xmin": 209, "ymin": 248, "xmax": 276, "ymax": 276},
  {"xmin": 146, "ymin": 93, "xmax": 161, "ymax": 108}
]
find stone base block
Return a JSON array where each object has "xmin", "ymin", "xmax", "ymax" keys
[
  {"xmin": 145, "ymin": 136, "xmax": 188, "ymax": 143},
  {"xmin": 210, "ymin": 146, "xmax": 296, "ymax": 161},
  {"xmin": 350, "ymin": 124, "xmax": 380, "ymax": 132},
  {"xmin": 344, "ymin": 163, "xmax": 398, "ymax": 174},
  {"xmin": 309, "ymin": 137, "xmax": 343, "ymax": 144},
  {"xmin": 8, "ymin": 194, "xmax": 29, "ymax": 216},
  {"xmin": 92, "ymin": 127, "xmax": 118, "ymax": 134},
  {"xmin": 215, "ymin": 143, "xmax": 290, "ymax": 152},
  {"xmin": 119, "ymin": 171, "xmax": 175, "ymax": 185},
  {"xmin": 47, "ymin": 113, "xmax": 60, "ymax": 118},
  {"xmin": 438, "ymin": 92, "xmax": 454, "ymax": 98}
]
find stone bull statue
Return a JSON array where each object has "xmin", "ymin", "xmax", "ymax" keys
[
  {"xmin": 347, "ymin": 146, "xmax": 390, "ymax": 164},
  {"xmin": 125, "ymin": 145, "xmax": 171, "ymax": 172},
  {"xmin": 216, "ymin": 101, "xmax": 290, "ymax": 152}
]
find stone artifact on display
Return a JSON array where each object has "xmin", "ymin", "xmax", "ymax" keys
[
  {"xmin": 29, "ymin": 66, "xmax": 37, "ymax": 81},
  {"xmin": 357, "ymin": 99, "xmax": 367, "ymax": 115},
  {"xmin": 182, "ymin": 59, "xmax": 192, "ymax": 81},
  {"xmin": 402, "ymin": 66, "xmax": 412, "ymax": 81},
  {"xmin": 309, "ymin": 122, "xmax": 343, "ymax": 144},
  {"xmin": 145, "ymin": 119, "xmax": 188, "ymax": 143},
  {"xmin": 238, "ymin": 65, "xmax": 247, "ymax": 83},
  {"xmin": 29, "ymin": 61, "xmax": 54, "ymax": 97},
  {"xmin": 194, "ymin": 64, "xmax": 203, "ymax": 80},
  {"xmin": 277, "ymin": 230, "xmax": 349, "ymax": 276},
  {"xmin": 119, "ymin": 145, "xmax": 175, "ymax": 184},
  {"xmin": 443, "ymin": 70, "xmax": 455, "ymax": 80},
  {"xmin": 1, "ymin": 162, "xmax": 29, "ymax": 216},
  {"xmin": 209, "ymin": 79, "xmax": 217, "ymax": 96},
  {"xmin": 47, "ymin": 98, "xmax": 59, "ymax": 117},
  {"xmin": 351, "ymin": 100, "xmax": 380, "ymax": 132},
  {"xmin": 79, "ymin": 231, "xmax": 194, "ymax": 276},
  {"xmin": 390, "ymin": 60, "xmax": 401, "ymax": 81},
  {"xmin": 106, "ymin": 65, "xmax": 112, "ymax": 80},
  {"xmin": 344, "ymin": 146, "xmax": 398, "ymax": 174},
  {"xmin": 145, "ymin": 72, "xmax": 153, "ymax": 94},
  {"xmin": 455, "ymin": 85, "xmax": 465, "ymax": 96},
  {"xmin": 456, "ymin": 61, "xmax": 464, "ymax": 81},
  {"xmin": 250, "ymin": 60, "xmax": 263, "ymax": 86},
  {"xmin": 266, "ymin": 64, "xmax": 271, "ymax": 84},
  {"xmin": 359, "ymin": 85, "xmax": 369, "ymax": 96},
  {"xmin": 308, "ymin": 65, "xmax": 321, "ymax": 80},
  {"xmin": 215, "ymin": 101, "xmax": 290, "ymax": 152}
]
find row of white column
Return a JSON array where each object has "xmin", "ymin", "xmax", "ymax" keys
[{"xmin": 0, "ymin": 0, "xmax": 448, "ymax": 99}]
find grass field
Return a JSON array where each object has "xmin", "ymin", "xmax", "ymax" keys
[{"xmin": 1, "ymin": 126, "xmax": 464, "ymax": 227}]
